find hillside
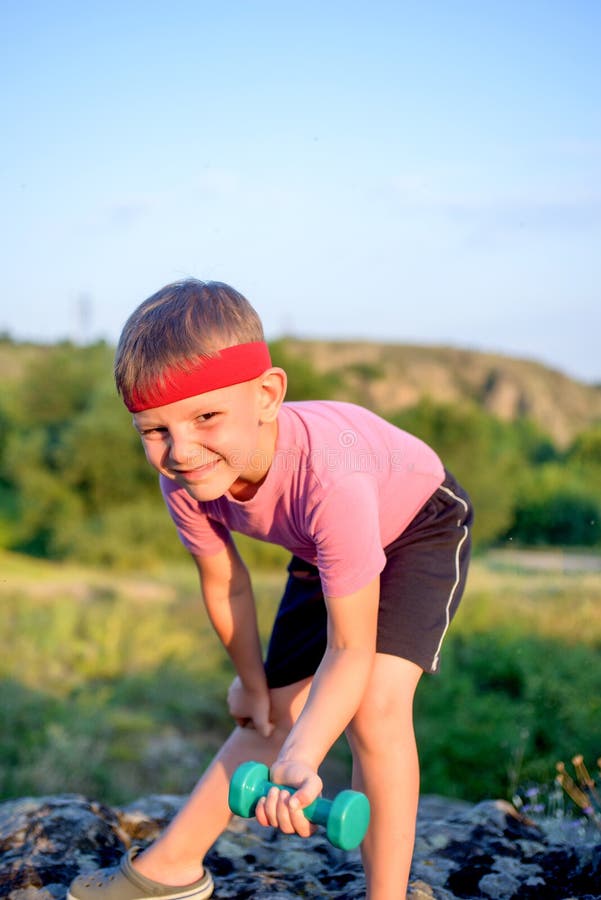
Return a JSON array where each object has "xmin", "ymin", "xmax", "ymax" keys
[
  {"xmin": 275, "ymin": 338, "xmax": 601, "ymax": 447},
  {"xmin": 1, "ymin": 336, "xmax": 600, "ymax": 447}
]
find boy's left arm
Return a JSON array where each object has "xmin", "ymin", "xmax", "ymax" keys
[{"xmin": 255, "ymin": 575, "xmax": 379, "ymax": 833}]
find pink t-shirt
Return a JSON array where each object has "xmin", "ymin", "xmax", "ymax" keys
[{"xmin": 160, "ymin": 401, "xmax": 444, "ymax": 598}]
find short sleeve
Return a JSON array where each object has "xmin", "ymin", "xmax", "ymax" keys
[
  {"xmin": 309, "ymin": 473, "xmax": 386, "ymax": 598},
  {"xmin": 160, "ymin": 475, "xmax": 231, "ymax": 556}
]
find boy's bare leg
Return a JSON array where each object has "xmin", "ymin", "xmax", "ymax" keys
[
  {"xmin": 347, "ymin": 655, "xmax": 423, "ymax": 900},
  {"xmin": 133, "ymin": 677, "xmax": 313, "ymax": 886}
]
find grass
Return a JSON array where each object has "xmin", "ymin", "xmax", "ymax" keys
[
  {"xmin": 0, "ymin": 548, "xmax": 600, "ymax": 805},
  {"xmin": 456, "ymin": 550, "xmax": 601, "ymax": 646}
]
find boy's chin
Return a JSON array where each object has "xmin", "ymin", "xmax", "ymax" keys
[
  {"xmin": 180, "ymin": 469, "xmax": 249, "ymax": 503},
  {"xmin": 182, "ymin": 481, "xmax": 230, "ymax": 502}
]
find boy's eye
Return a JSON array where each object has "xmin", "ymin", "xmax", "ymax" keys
[
  {"xmin": 139, "ymin": 426, "xmax": 167, "ymax": 436},
  {"xmin": 196, "ymin": 412, "xmax": 217, "ymax": 423}
]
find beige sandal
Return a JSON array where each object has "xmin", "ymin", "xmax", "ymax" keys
[{"xmin": 67, "ymin": 847, "xmax": 214, "ymax": 900}]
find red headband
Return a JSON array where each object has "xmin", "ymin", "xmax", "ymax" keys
[{"xmin": 125, "ymin": 342, "xmax": 272, "ymax": 412}]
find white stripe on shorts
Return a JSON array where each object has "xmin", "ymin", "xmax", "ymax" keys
[{"xmin": 430, "ymin": 484, "xmax": 470, "ymax": 671}]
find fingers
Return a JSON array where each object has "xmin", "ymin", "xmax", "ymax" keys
[
  {"xmin": 228, "ymin": 677, "xmax": 275, "ymax": 739},
  {"xmin": 250, "ymin": 760, "xmax": 322, "ymax": 839},
  {"xmin": 269, "ymin": 764, "xmax": 323, "ymax": 812},
  {"xmin": 255, "ymin": 788, "xmax": 315, "ymax": 838},
  {"xmin": 234, "ymin": 716, "xmax": 252, "ymax": 728},
  {"xmin": 255, "ymin": 717, "xmax": 275, "ymax": 738},
  {"xmin": 251, "ymin": 693, "xmax": 275, "ymax": 738},
  {"xmin": 287, "ymin": 777, "xmax": 321, "ymax": 813},
  {"xmin": 233, "ymin": 716, "xmax": 274, "ymax": 737}
]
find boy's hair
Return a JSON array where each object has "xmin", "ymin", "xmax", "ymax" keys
[{"xmin": 114, "ymin": 279, "xmax": 264, "ymax": 405}]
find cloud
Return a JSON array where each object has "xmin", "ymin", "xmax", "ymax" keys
[
  {"xmin": 77, "ymin": 167, "xmax": 245, "ymax": 236},
  {"xmin": 554, "ymin": 138, "xmax": 601, "ymax": 159},
  {"xmin": 389, "ymin": 175, "xmax": 601, "ymax": 237},
  {"xmin": 192, "ymin": 168, "xmax": 242, "ymax": 195},
  {"xmin": 444, "ymin": 193, "xmax": 601, "ymax": 236},
  {"xmin": 106, "ymin": 202, "xmax": 150, "ymax": 228}
]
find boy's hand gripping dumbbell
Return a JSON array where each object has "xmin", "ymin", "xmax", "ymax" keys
[{"xmin": 228, "ymin": 760, "xmax": 370, "ymax": 850}]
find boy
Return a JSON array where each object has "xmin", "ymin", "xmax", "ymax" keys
[{"xmin": 68, "ymin": 279, "xmax": 472, "ymax": 900}]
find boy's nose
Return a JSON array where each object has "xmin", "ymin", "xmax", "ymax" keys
[{"xmin": 167, "ymin": 435, "xmax": 202, "ymax": 467}]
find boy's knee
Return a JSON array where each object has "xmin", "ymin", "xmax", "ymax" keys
[
  {"xmin": 268, "ymin": 697, "xmax": 297, "ymax": 736},
  {"xmin": 348, "ymin": 695, "xmax": 415, "ymax": 751},
  {"xmin": 349, "ymin": 656, "xmax": 423, "ymax": 750}
]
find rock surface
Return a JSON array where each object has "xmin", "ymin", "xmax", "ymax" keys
[{"xmin": 0, "ymin": 793, "xmax": 599, "ymax": 899}]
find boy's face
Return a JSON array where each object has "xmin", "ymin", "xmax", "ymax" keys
[{"xmin": 132, "ymin": 378, "xmax": 277, "ymax": 502}]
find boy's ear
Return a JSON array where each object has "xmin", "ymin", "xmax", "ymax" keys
[{"xmin": 257, "ymin": 367, "xmax": 287, "ymax": 423}]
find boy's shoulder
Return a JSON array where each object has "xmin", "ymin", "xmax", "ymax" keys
[
  {"xmin": 279, "ymin": 400, "xmax": 395, "ymax": 446},
  {"xmin": 276, "ymin": 401, "xmax": 404, "ymax": 479},
  {"xmin": 281, "ymin": 399, "xmax": 384, "ymax": 429}
]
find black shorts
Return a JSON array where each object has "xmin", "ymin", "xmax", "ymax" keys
[{"xmin": 264, "ymin": 470, "xmax": 473, "ymax": 687}]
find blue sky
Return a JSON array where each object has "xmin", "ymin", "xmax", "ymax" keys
[{"xmin": 2, "ymin": 1, "xmax": 600, "ymax": 382}]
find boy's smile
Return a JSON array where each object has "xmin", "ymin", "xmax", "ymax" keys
[
  {"xmin": 172, "ymin": 458, "xmax": 221, "ymax": 480},
  {"xmin": 132, "ymin": 376, "xmax": 281, "ymax": 502}
]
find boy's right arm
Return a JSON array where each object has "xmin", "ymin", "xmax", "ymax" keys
[{"xmin": 192, "ymin": 542, "xmax": 273, "ymax": 737}]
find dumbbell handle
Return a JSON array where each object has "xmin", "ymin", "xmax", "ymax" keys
[{"xmin": 247, "ymin": 773, "xmax": 333, "ymax": 825}]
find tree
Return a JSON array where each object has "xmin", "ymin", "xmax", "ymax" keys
[
  {"xmin": 504, "ymin": 464, "xmax": 601, "ymax": 546},
  {"xmin": 390, "ymin": 400, "xmax": 548, "ymax": 547}
]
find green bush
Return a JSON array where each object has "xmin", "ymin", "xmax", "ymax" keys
[
  {"xmin": 52, "ymin": 500, "xmax": 190, "ymax": 569},
  {"xmin": 567, "ymin": 422, "xmax": 601, "ymax": 470},
  {"xmin": 269, "ymin": 340, "xmax": 344, "ymax": 401},
  {"xmin": 504, "ymin": 464, "xmax": 601, "ymax": 546},
  {"xmin": 415, "ymin": 631, "xmax": 601, "ymax": 800}
]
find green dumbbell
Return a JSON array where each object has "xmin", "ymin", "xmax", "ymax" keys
[{"xmin": 228, "ymin": 760, "xmax": 370, "ymax": 851}]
